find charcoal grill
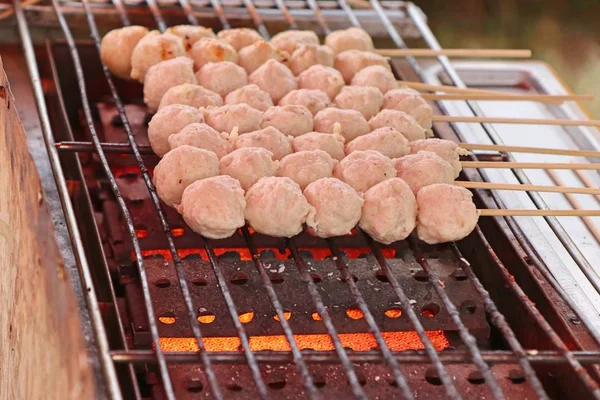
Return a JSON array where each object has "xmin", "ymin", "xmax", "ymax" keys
[{"xmin": 2, "ymin": 1, "xmax": 600, "ymax": 399}]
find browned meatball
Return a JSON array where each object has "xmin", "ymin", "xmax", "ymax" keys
[
  {"xmin": 100, "ymin": 26, "xmax": 148, "ymax": 80},
  {"xmin": 167, "ymin": 25, "xmax": 216, "ymax": 52},
  {"xmin": 190, "ymin": 38, "xmax": 238, "ymax": 71},
  {"xmin": 130, "ymin": 31, "xmax": 185, "ymax": 83},
  {"xmin": 334, "ymin": 49, "xmax": 391, "ymax": 84},
  {"xmin": 270, "ymin": 30, "xmax": 320, "ymax": 55},
  {"xmin": 238, "ymin": 40, "xmax": 288, "ymax": 74},
  {"xmin": 325, "ymin": 27, "xmax": 374, "ymax": 55},
  {"xmin": 216, "ymin": 28, "xmax": 263, "ymax": 51}
]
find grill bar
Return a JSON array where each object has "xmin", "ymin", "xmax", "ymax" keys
[
  {"xmin": 177, "ymin": 0, "xmax": 198, "ymax": 25},
  {"xmin": 305, "ymin": 0, "xmax": 330, "ymax": 35},
  {"xmin": 110, "ymin": 0, "xmax": 130, "ymax": 25},
  {"xmin": 144, "ymin": 0, "xmax": 167, "ymax": 31}
]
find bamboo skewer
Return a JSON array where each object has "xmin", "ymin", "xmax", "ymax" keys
[
  {"xmin": 398, "ymin": 81, "xmax": 515, "ymax": 95},
  {"xmin": 461, "ymin": 161, "xmax": 600, "ymax": 170},
  {"xmin": 574, "ymin": 170, "xmax": 600, "ymax": 202},
  {"xmin": 459, "ymin": 143, "xmax": 600, "ymax": 159},
  {"xmin": 432, "ymin": 115, "xmax": 600, "ymax": 127},
  {"xmin": 479, "ymin": 209, "xmax": 600, "ymax": 217},
  {"xmin": 455, "ymin": 181, "xmax": 600, "ymax": 195},
  {"xmin": 376, "ymin": 49, "xmax": 532, "ymax": 58},
  {"xmin": 420, "ymin": 93, "xmax": 593, "ymax": 104}
]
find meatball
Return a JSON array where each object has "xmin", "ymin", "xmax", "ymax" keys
[
  {"xmin": 345, "ymin": 127, "xmax": 409, "ymax": 159},
  {"xmin": 245, "ymin": 177, "xmax": 315, "ymax": 237},
  {"xmin": 225, "ymin": 84, "xmax": 273, "ymax": 112},
  {"xmin": 158, "ymin": 84, "xmax": 223, "ymax": 110},
  {"xmin": 100, "ymin": 26, "xmax": 148, "ymax": 80},
  {"xmin": 190, "ymin": 38, "xmax": 238, "ymax": 70},
  {"xmin": 351, "ymin": 65, "xmax": 398, "ymax": 94},
  {"xmin": 297, "ymin": 64, "xmax": 345, "ymax": 101},
  {"xmin": 168, "ymin": 123, "xmax": 233, "ymax": 159},
  {"xmin": 368, "ymin": 109, "xmax": 426, "ymax": 142},
  {"xmin": 325, "ymin": 27, "xmax": 374, "ymax": 55},
  {"xmin": 383, "ymin": 87, "xmax": 433, "ymax": 132},
  {"xmin": 292, "ymin": 132, "xmax": 346, "ymax": 161},
  {"xmin": 270, "ymin": 30, "xmax": 320, "ymax": 55},
  {"xmin": 238, "ymin": 40, "xmax": 287, "ymax": 74},
  {"xmin": 219, "ymin": 147, "xmax": 279, "ymax": 190},
  {"xmin": 313, "ymin": 108, "xmax": 369, "ymax": 142},
  {"xmin": 334, "ymin": 49, "xmax": 391, "ymax": 84},
  {"xmin": 262, "ymin": 105, "xmax": 313, "ymax": 137},
  {"xmin": 196, "ymin": 61, "xmax": 248, "ymax": 97},
  {"xmin": 204, "ymin": 104, "xmax": 263, "ymax": 134},
  {"xmin": 287, "ymin": 44, "xmax": 334, "ymax": 76},
  {"xmin": 279, "ymin": 89, "xmax": 330, "ymax": 116},
  {"xmin": 359, "ymin": 178, "xmax": 417, "ymax": 244},
  {"xmin": 179, "ymin": 175, "xmax": 246, "ymax": 239},
  {"xmin": 249, "ymin": 59, "xmax": 297, "ymax": 103},
  {"xmin": 277, "ymin": 150, "xmax": 337, "ymax": 190},
  {"xmin": 143, "ymin": 57, "xmax": 196, "ymax": 112},
  {"xmin": 148, "ymin": 104, "xmax": 204, "ymax": 157},
  {"xmin": 333, "ymin": 150, "xmax": 396, "ymax": 193},
  {"xmin": 234, "ymin": 126, "xmax": 293, "ymax": 160},
  {"xmin": 392, "ymin": 151, "xmax": 455, "ymax": 195},
  {"xmin": 153, "ymin": 145, "xmax": 219, "ymax": 207},
  {"xmin": 416, "ymin": 184, "xmax": 480, "ymax": 244},
  {"xmin": 334, "ymin": 86, "xmax": 383, "ymax": 120},
  {"xmin": 304, "ymin": 177, "xmax": 363, "ymax": 238},
  {"xmin": 166, "ymin": 25, "xmax": 215, "ymax": 52},
  {"xmin": 217, "ymin": 28, "xmax": 263, "ymax": 51},
  {"xmin": 409, "ymin": 138, "xmax": 469, "ymax": 178},
  {"xmin": 130, "ymin": 31, "xmax": 185, "ymax": 83}
]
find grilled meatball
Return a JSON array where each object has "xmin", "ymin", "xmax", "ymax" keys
[
  {"xmin": 225, "ymin": 84, "xmax": 273, "ymax": 112},
  {"xmin": 100, "ymin": 26, "xmax": 148, "ymax": 80},
  {"xmin": 351, "ymin": 65, "xmax": 398, "ymax": 94},
  {"xmin": 219, "ymin": 147, "xmax": 279, "ymax": 190},
  {"xmin": 238, "ymin": 40, "xmax": 288, "ymax": 74},
  {"xmin": 234, "ymin": 126, "xmax": 293, "ymax": 160},
  {"xmin": 158, "ymin": 84, "xmax": 223, "ymax": 110},
  {"xmin": 245, "ymin": 177, "xmax": 315, "ymax": 237},
  {"xmin": 278, "ymin": 89, "xmax": 330, "ymax": 116},
  {"xmin": 334, "ymin": 86, "xmax": 383, "ymax": 120},
  {"xmin": 345, "ymin": 127, "xmax": 409, "ymax": 159},
  {"xmin": 153, "ymin": 145, "xmax": 219, "ymax": 207},
  {"xmin": 277, "ymin": 150, "xmax": 337, "ymax": 190},
  {"xmin": 190, "ymin": 38, "xmax": 238, "ymax": 70},
  {"xmin": 287, "ymin": 44, "xmax": 334, "ymax": 76},
  {"xmin": 313, "ymin": 108, "xmax": 369, "ymax": 142},
  {"xmin": 168, "ymin": 123, "xmax": 233, "ymax": 159},
  {"xmin": 292, "ymin": 132, "xmax": 346, "ymax": 161},
  {"xmin": 416, "ymin": 184, "xmax": 480, "ymax": 244},
  {"xmin": 359, "ymin": 178, "xmax": 417, "ymax": 244},
  {"xmin": 334, "ymin": 49, "xmax": 391, "ymax": 84},
  {"xmin": 204, "ymin": 104, "xmax": 263, "ymax": 134},
  {"xmin": 249, "ymin": 59, "xmax": 297, "ymax": 103},
  {"xmin": 143, "ymin": 57, "xmax": 196, "ymax": 112},
  {"xmin": 130, "ymin": 31, "xmax": 185, "ymax": 83},
  {"xmin": 368, "ymin": 109, "xmax": 426, "ymax": 142},
  {"xmin": 304, "ymin": 177, "xmax": 363, "ymax": 238},
  {"xmin": 297, "ymin": 64, "xmax": 345, "ymax": 101},
  {"xmin": 166, "ymin": 25, "xmax": 215, "ymax": 52},
  {"xmin": 196, "ymin": 61, "xmax": 248, "ymax": 97},
  {"xmin": 383, "ymin": 87, "xmax": 433, "ymax": 132},
  {"xmin": 270, "ymin": 30, "xmax": 320, "ymax": 55},
  {"xmin": 216, "ymin": 28, "xmax": 263, "ymax": 51},
  {"xmin": 148, "ymin": 104, "xmax": 204, "ymax": 157},
  {"xmin": 333, "ymin": 150, "xmax": 396, "ymax": 193},
  {"xmin": 262, "ymin": 105, "xmax": 313, "ymax": 137},
  {"xmin": 409, "ymin": 138, "xmax": 468, "ymax": 178},
  {"xmin": 325, "ymin": 27, "xmax": 374, "ymax": 55},
  {"xmin": 392, "ymin": 151, "xmax": 455, "ymax": 195},
  {"xmin": 179, "ymin": 175, "xmax": 246, "ymax": 239}
]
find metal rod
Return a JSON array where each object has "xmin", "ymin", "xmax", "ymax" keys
[
  {"xmin": 144, "ymin": 0, "xmax": 167, "ymax": 31},
  {"xmin": 273, "ymin": 0, "xmax": 298, "ymax": 29},
  {"xmin": 110, "ymin": 0, "xmax": 130, "ymax": 25},
  {"xmin": 55, "ymin": 141, "xmax": 154, "ymax": 154},
  {"xmin": 241, "ymin": 0, "xmax": 271, "ymax": 39},
  {"xmin": 305, "ymin": 0, "xmax": 331, "ymax": 35},
  {"xmin": 177, "ymin": 0, "xmax": 198, "ymax": 25},
  {"xmin": 337, "ymin": 0, "xmax": 362, "ymax": 28}
]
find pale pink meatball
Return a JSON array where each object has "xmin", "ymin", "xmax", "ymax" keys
[
  {"xmin": 277, "ymin": 150, "xmax": 337, "ymax": 190},
  {"xmin": 143, "ymin": 57, "xmax": 196, "ymax": 112},
  {"xmin": 416, "ymin": 184, "xmax": 480, "ymax": 244},
  {"xmin": 130, "ymin": 31, "xmax": 185, "ymax": 83},
  {"xmin": 217, "ymin": 28, "xmax": 263, "ymax": 51},
  {"xmin": 196, "ymin": 61, "xmax": 248, "ymax": 97},
  {"xmin": 158, "ymin": 84, "xmax": 223, "ymax": 110},
  {"xmin": 325, "ymin": 27, "xmax": 374, "ymax": 55},
  {"xmin": 167, "ymin": 25, "xmax": 216, "ymax": 52},
  {"xmin": 313, "ymin": 108, "xmax": 369, "ymax": 142},
  {"xmin": 359, "ymin": 178, "xmax": 417, "ymax": 244},
  {"xmin": 392, "ymin": 151, "xmax": 455, "ymax": 195},
  {"xmin": 148, "ymin": 104, "xmax": 204, "ymax": 157},
  {"xmin": 245, "ymin": 177, "xmax": 315, "ymax": 237},
  {"xmin": 168, "ymin": 123, "xmax": 233, "ymax": 159},
  {"xmin": 179, "ymin": 175, "xmax": 246, "ymax": 239},
  {"xmin": 334, "ymin": 49, "xmax": 391, "ymax": 84},
  {"xmin": 249, "ymin": 59, "xmax": 297, "ymax": 103},
  {"xmin": 304, "ymin": 177, "xmax": 363, "ymax": 238},
  {"xmin": 288, "ymin": 44, "xmax": 334, "ymax": 76},
  {"xmin": 225, "ymin": 84, "xmax": 273, "ymax": 112},
  {"xmin": 204, "ymin": 104, "xmax": 263, "ymax": 134},
  {"xmin": 279, "ymin": 89, "xmax": 330, "ymax": 116},
  {"xmin": 345, "ymin": 127, "xmax": 409, "ymax": 159},
  {"xmin": 100, "ymin": 26, "xmax": 148, "ymax": 80},
  {"xmin": 298, "ymin": 65, "xmax": 345, "ymax": 101},
  {"xmin": 262, "ymin": 105, "xmax": 313, "ymax": 137},
  {"xmin": 190, "ymin": 38, "xmax": 238, "ymax": 70},
  {"xmin": 368, "ymin": 109, "xmax": 426, "ymax": 142},
  {"xmin": 238, "ymin": 40, "xmax": 287, "ymax": 74},
  {"xmin": 409, "ymin": 138, "xmax": 468, "ymax": 178},
  {"xmin": 270, "ymin": 30, "xmax": 320, "ymax": 55},
  {"xmin": 383, "ymin": 87, "xmax": 433, "ymax": 131},
  {"xmin": 234, "ymin": 126, "xmax": 293, "ymax": 160},
  {"xmin": 219, "ymin": 147, "xmax": 279, "ymax": 190},
  {"xmin": 334, "ymin": 86, "xmax": 383, "ymax": 120},
  {"xmin": 292, "ymin": 132, "xmax": 346, "ymax": 161},
  {"xmin": 153, "ymin": 145, "xmax": 219, "ymax": 207},
  {"xmin": 333, "ymin": 150, "xmax": 396, "ymax": 193},
  {"xmin": 351, "ymin": 65, "xmax": 398, "ymax": 94}
]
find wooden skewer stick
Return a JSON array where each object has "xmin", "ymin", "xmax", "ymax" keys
[
  {"xmin": 376, "ymin": 49, "xmax": 532, "ymax": 58},
  {"xmin": 455, "ymin": 181, "xmax": 600, "ymax": 195},
  {"xmin": 420, "ymin": 93, "xmax": 593, "ymax": 104},
  {"xmin": 479, "ymin": 209, "xmax": 600, "ymax": 217},
  {"xmin": 461, "ymin": 161, "xmax": 600, "ymax": 170},
  {"xmin": 459, "ymin": 143, "xmax": 600, "ymax": 159},
  {"xmin": 398, "ymin": 81, "xmax": 514, "ymax": 95},
  {"xmin": 432, "ymin": 115, "xmax": 600, "ymax": 127},
  {"xmin": 574, "ymin": 170, "xmax": 600, "ymax": 202}
]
